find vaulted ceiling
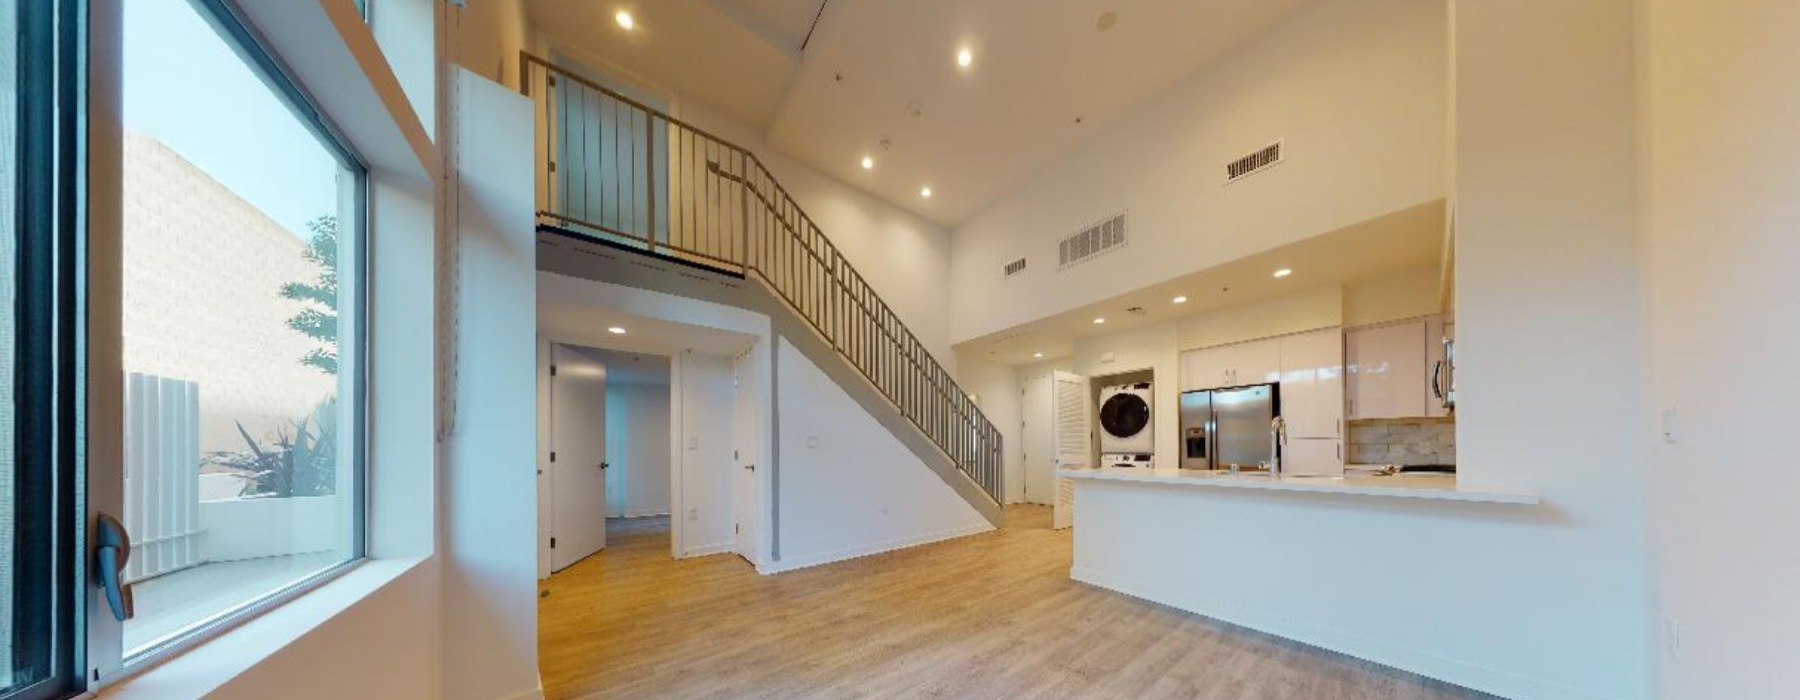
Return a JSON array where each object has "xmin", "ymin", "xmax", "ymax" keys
[{"xmin": 526, "ymin": 0, "xmax": 1316, "ymax": 227}]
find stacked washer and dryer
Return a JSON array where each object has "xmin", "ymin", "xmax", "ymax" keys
[{"xmin": 1098, "ymin": 382, "xmax": 1154, "ymax": 468}]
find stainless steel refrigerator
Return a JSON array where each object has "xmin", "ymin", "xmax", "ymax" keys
[{"xmin": 1179, "ymin": 385, "xmax": 1277, "ymax": 470}]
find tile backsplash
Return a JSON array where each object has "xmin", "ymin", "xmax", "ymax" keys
[{"xmin": 1347, "ymin": 418, "xmax": 1456, "ymax": 466}]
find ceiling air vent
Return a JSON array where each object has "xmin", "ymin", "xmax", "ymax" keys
[
  {"xmin": 1225, "ymin": 140, "xmax": 1284, "ymax": 184},
  {"xmin": 1058, "ymin": 211, "xmax": 1128, "ymax": 269},
  {"xmin": 1003, "ymin": 257, "xmax": 1029, "ymax": 278}
]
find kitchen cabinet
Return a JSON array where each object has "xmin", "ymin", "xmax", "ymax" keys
[
  {"xmin": 1278, "ymin": 328, "xmax": 1345, "ymax": 440},
  {"xmin": 1283, "ymin": 438, "xmax": 1343, "ymax": 476},
  {"xmin": 1179, "ymin": 338, "xmax": 1280, "ymax": 391},
  {"xmin": 1346, "ymin": 320, "xmax": 1428, "ymax": 420}
]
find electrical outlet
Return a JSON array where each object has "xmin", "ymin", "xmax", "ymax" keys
[
  {"xmin": 1664, "ymin": 617, "xmax": 1682, "ymax": 658},
  {"xmin": 688, "ymin": 506, "xmax": 698, "ymax": 522},
  {"xmin": 806, "ymin": 436, "xmax": 821, "ymax": 449},
  {"xmin": 1661, "ymin": 407, "xmax": 1679, "ymax": 444}
]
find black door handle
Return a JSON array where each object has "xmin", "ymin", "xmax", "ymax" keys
[{"xmin": 95, "ymin": 512, "xmax": 135, "ymax": 621}]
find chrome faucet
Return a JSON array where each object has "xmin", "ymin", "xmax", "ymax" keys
[{"xmin": 1269, "ymin": 415, "xmax": 1287, "ymax": 477}]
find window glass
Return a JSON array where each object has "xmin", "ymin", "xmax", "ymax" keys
[{"xmin": 119, "ymin": 0, "xmax": 363, "ymax": 657}]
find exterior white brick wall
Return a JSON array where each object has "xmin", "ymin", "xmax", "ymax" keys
[{"xmin": 121, "ymin": 131, "xmax": 339, "ymax": 454}]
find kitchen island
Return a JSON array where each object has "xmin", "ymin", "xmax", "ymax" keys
[
  {"xmin": 1053, "ymin": 466, "xmax": 1546, "ymax": 696},
  {"xmin": 1056, "ymin": 466, "xmax": 1538, "ymax": 505}
]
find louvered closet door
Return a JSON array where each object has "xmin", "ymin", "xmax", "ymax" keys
[{"xmin": 1050, "ymin": 371, "xmax": 1092, "ymax": 530}]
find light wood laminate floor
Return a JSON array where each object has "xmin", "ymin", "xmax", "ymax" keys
[{"xmin": 539, "ymin": 506, "xmax": 1494, "ymax": 700}]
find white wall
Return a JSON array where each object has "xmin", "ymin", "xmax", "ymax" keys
[
  {"xmin": 1640, "ymin": 2, "xmax": 1800, "ymax": 697},
  {"xmin": 605, "ymin": 381, "xmax": 672, "ymax": 518},
  {"xmin": 1452, "ymin": 0, "xmax": 1648, "ymax": 694},
  {"xmin": 449, "ymin": 0, "xmax": 528, "ymax": 90},
  {"xmin": 1344, "ymin": 267, "xmax": 1443, "ymax": 327},
  {"xmin": 769, "ymin": 338, "xmax": 993, "ymax": 572},
  {"xmin": 950, "ymin": 0, "xmax": 1447, "ymax": 344},
  {"xmin": 670, "ymin": 351, "xmax": 737, "ymax": 557},
  {"xmin": 439, "ymin": 69, "xmax": 541, "ymax": 700}
]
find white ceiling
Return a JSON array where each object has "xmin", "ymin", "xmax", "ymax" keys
[
  {"xmin": 958, "ymin": 200, "xmax": 1449, "ymax": 366},
  {"xmin": 566, "ymin": 346, "xmax": 671, "ymax": 385},
  {"xmin": 525, "ymin": 0, "xmax": 810, "ymax": 128},
  {"xmin": 525, "ymin": 0, "xmax": 1316, "ymax": 227},
  {"xmin": 539, "ymin": 295, "xmax": 759, "ymax": 358}
]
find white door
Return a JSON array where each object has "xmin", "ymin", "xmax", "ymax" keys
[
  {"xmin": 1347, "ymin": 320, "xmax": 1427, "ymax": 420},
  {"xmin": 537, "ymin": 338, "xmax": 554, "ymax": 580},
  {"xmin": 1021, "ymin": 373, "xmax": 1055, "ymax": 504},
  {"xmin": 551, "ymin": 345, "xmax": 609, "ymax": 571},
  {"xmin": 1279, "ymin": 328, "xmax": 1346, "ymax": 440},
  {"xmin": 1050, "ymin": 370, "xmax": 1092, "ymax": 530},
  {"xmin": 731, "ymin": 348, "xmax": 761, "ymax": 564}
]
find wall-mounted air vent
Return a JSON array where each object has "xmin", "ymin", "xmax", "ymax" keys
[
  {"xmin": 1225, "ymin": 140, "xmax": 1284, "ymax": 183},
  {"xmin": 1058, "ymin": 211, "xmax": 1128, "ymax": 269},
  {"xmin": 1002, "ymin": 257, "xmax": 1029, "ymax": 278}
]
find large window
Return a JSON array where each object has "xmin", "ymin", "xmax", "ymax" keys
[{"xmin": 114, "ymin": 0, "xmax": 365, "ymax": 660}]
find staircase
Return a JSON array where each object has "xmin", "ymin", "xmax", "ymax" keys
[{"xmin": 520, "ymin": 53, "xmax": 1004, "ymax": 523}]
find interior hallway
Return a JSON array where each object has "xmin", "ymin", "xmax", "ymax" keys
[{"xmin": 537, "ymin": 505, "xmax": 1493, "ymax": 700}]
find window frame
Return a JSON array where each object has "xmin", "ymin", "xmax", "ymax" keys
[
  {"xmin": 5, "ymin": 0, "xmax": 86, "ymax": 698},
  {"xmin": 84, "ymin": 0, "xmax": 372, "ymax": 684}
]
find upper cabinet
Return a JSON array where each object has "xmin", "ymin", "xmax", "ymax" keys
[
  {"xmin": 1179, "ymin": 337, "xmax": 1280, "ymax": 391},
  {"xmin": 1346, "ymin": 315, "xmax": 1454, "ymax": 420},
  {"xmin": 1346, "ymin": 320, "xmax": 1428, "ymax": 420},
  {"xmin": 1278, "ymin": 328, "xmax": 1345, "ymax": 441}
]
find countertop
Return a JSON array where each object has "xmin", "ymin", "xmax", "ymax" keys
[{"xmin": 1054, "ymin": 467, "xmax": 1539, "ymax": 505}]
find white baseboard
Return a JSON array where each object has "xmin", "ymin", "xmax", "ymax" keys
[
  {"xmin": 758, "ymin": 523, "xmax": 994, "ymax": 575},
  {"xmin": 488, "ymin": 682, "xmax": 545, "ymax": 700},
  {"xmin": 614, "ymin": 510, "xmax": 670, "ymax": 519},
  {"xmin": 680, "ymin": 542, "xmax": 734, "ymax": 558},
  {"xmin": 1069, "ymin": 567, "xmax": 1618, "ymax": 700}
]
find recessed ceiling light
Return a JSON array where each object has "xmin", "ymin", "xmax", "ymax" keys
[
  {"xmin": 1093, "ymin": 317, "xmax": 1106, "ymax": 325},
  {"xmin": 861, "ymin": 155, "xmax": 874, "ymax": 170},
  {"xmin": 614, "ymin": 10, "xmax": 635, "ymax": 30},
  {"xmin": 607, "ymin": 326, "xmax": 627, "ymax": 334},
  {"xmin": 920, "ymin": 186, "xmax": 933, "ymax": 198},
  {"xmin": 956, "ymin": 48, "xmax": 973, "ymax": 68},
  {"xmin": 1034, "ymin": 352, "xmax": 1045, "ymax": 359},
  {"xmin": 1273, "ymin": 268, "xmax": 1293, "ymax": 278},
  {"xmin": 1172, "ymin": 295, "xmax": 1188, "ymax": 304}
]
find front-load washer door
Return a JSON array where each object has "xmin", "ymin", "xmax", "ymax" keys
[{"xmin": 1099, "ymin": 392, "xmax": 1151, "ymax": 440}]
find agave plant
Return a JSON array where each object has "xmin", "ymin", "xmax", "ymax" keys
[{"xmin": 205, "ymin": 402, "xmax": 339, "ymax": 498}]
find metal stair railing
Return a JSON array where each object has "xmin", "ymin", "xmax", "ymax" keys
[{"xmin": 521, "ymin": 52, "xmax": 1002, "ymax": 502}]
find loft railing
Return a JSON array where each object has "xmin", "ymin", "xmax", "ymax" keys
[{"xmin": 521, "ymin": 53, "xmax": 1003, "ymax": 503}]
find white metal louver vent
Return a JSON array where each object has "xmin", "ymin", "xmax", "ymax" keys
[
  {"xmin": 1057, "ymin": 212, "xmax": 1128, "ymax": 269},
  {"xmin": 1225, "ymin": 140, "xmax": 1284, "ymax": 183},
  {"xmin": 1003, "ymin": 257, "xmax": 1028, "ymax": 278}
]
